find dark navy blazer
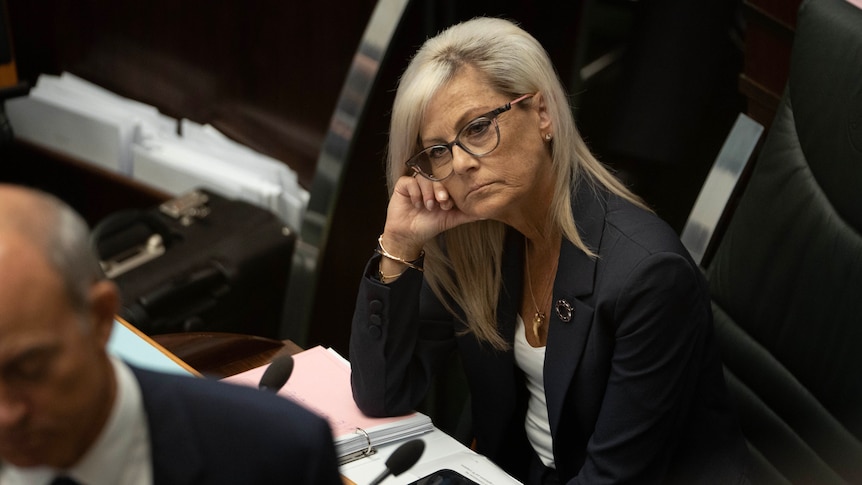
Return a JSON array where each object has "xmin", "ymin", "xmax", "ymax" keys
[
  {"xmin": 350, "ymin": 183, "xmax": 749, "ymax": 484},
  {"xmin": 132, "ymin": 366, "xmax": 342, "ymax": 484}
]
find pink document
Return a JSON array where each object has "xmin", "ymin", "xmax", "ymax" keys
[{"xmin": 222, "ymin": 345, "xmax": 433, "ymax": 458}]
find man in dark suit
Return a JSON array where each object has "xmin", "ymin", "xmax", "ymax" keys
[{"xmin": 0, "ymin": 184, "xmax": 342, "ymax": 484}]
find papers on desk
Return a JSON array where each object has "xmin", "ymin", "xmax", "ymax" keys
[
  {"xmin": 3, "ymin": 72, "xmax": 308, "ymax": 229},
  {"xmin": 222, "ymin": 345, "xmax": 434, "ymax": 463},
  {"xmin": 5, "ymin": 75, "xmax": 143, "ymax": 174}
]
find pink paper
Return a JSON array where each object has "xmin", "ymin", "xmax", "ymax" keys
[{"xmin": 222, "ymin": 346, "xmax": 415, "ymax": 437}]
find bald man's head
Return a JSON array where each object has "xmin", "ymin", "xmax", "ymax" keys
[{"xmin": 0, "ymin": 184, "xmax": 106, "ymax": 311}]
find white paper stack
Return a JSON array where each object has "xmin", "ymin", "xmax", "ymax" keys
[
  {"xmin": 4, "ymin": 72, "xmax": 162, "ymax": 174},
  {"xmin": 3, "ymin": 73, "xmax": 308, "ymax": 229}
]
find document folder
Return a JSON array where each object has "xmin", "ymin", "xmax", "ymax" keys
[{"xmin": 223, "ymin": 346, "xmax": 434, "ymax": 464}]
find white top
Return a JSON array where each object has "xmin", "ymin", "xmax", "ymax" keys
[
  {"xmin": 514, "ymin": 315, "xmax": 555, "ymax": 468},
  {"xmin": 1, "ymin": 357, "xmax": 153, "ymax": 485}
]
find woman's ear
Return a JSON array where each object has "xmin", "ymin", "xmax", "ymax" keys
[{"xmin": 533, "ymin": 92, "xmax": 553, "ymax": 134}]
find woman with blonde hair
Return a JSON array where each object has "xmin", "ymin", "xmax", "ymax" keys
[{"xmin": 350, "ymin": 17, "xmax": 748, "ymax": 484}]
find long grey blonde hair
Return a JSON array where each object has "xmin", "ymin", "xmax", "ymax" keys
[{"xmin": 385, "ymin": 18, "xmax": 645, "ymax": 349}]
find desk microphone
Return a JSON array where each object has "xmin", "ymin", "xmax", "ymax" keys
[
  {"xmin": 367, "ymin": 439, "xmax": 425, "ymax": 485},
  {"xmin": 258, "ymin": 353, "xmax": 294, "ymax": 392}
]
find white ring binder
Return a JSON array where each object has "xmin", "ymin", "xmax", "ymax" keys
[{"xmin": 338, "ymin": 427, "xmax": 377, "ymax": 465}]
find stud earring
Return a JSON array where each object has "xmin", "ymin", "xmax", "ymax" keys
[{"xmin": 545, "ymin": 133, "xmax": 552, "ymax": 141}]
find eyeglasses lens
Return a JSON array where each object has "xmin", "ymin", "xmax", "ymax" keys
[{"xmin": 412, "ymin": 118, "xmax": 500, "ymax": 180}]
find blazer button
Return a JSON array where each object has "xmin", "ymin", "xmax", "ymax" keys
[
  {"xmin": 369, "ymin": 314, "xmax": 383, "ymax": 338},
  {"xmin": 369, "ymin": 299, "xmax": 383, "ymax": 313}
]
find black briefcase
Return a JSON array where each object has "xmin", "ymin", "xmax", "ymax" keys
[{"xmin": 91, "ymin": 188, "xmax": 295, "ymax": 339}]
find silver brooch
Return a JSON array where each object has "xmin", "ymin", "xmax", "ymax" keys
[{"xmin": 555, "ymin": 299, "xmax": 574, "ymax": 322}]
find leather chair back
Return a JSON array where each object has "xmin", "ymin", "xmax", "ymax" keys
[{"xmin": 706, "ymin": 0, "xmax": 862, "ymax": 482}]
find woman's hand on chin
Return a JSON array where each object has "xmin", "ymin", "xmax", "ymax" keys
[{"xmin": 385, "ymin": 174, "xmax": 481, "ymax": 249}]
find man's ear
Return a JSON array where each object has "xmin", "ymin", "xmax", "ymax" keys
[{"xmin": 88, "ymin": 280, "xmax": 120, "ymax": 347}]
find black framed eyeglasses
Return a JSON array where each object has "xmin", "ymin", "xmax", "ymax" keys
[{"xmin": 406, "ymin": 93, "xmax": 535, "ymax": 181}]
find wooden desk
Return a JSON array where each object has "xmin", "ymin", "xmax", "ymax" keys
[{"xmin": 153, "ymin": 332, "xmax": 302, "ymax": 379}]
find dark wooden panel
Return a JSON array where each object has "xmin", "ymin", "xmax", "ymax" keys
[
  {"xmin": 0, "ymin": 0, "xmax": 15, "ymax": 88},
  {"xmin": 0, "ymin": 141, "xmax": 168, "ymax": 227},
  {"xmin": 748, "ymin": 0, "xmax": 800, "ymax": 27},
  {"xmin": 5, "ymin": 0, "xmax": 379, "ymax": 189},
  {"xmin": 740, "ymin": 0, "xmax": 802, "ymax": 129}
]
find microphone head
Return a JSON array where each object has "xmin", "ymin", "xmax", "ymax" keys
[
  {"xmin": 385, "ymin": 439, "xmax": 425, "ymax": 476},
  {"xmin": 258, "ymin": 353, "xmax": 294, "ymax": 392}
]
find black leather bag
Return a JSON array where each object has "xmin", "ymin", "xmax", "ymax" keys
[{"xmin": 92, "ymin": 188, "xmax": 295, "ymax": 339}]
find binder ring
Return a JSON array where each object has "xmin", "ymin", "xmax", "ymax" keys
[{"xmin": 355, "ymin": 427, "xmax": 373, "ymax": 455}]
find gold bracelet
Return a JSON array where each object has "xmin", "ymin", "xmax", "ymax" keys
[
  {"xmin": 375, "ymin": 235, "xmax": 425, "ymax": 272},
  {"xmin": 377, "ymin": 268, "xmax": 407, "ymax": 283}
]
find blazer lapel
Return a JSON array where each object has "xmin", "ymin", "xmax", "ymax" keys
[{"xmin": 544, "ymin": 183, "xmax": 606, "ymax": 437}]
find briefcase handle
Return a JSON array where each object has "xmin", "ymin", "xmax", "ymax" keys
[{"xmin": 91, "ymin": 209, "xmax": 175, "ymax": 278}]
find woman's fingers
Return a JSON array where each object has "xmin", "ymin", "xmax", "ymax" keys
[
  {"xmin": 412, "ymin": 174, "xmax": 439, "ymax": 210},
  {"xmin": 434, "ymin": 185, "xmax": 454, "ymax": 211},
  {"xmin": 401, "ymin": 174, "xmax": 453, "ymax": 211},
  {"xmin": 414, "ymin": 175, "xmax": 455, "ymax": 211}
]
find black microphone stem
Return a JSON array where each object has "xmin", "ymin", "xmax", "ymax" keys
[{"xmin": 367, "ymin": 469, "xmax": 391, "ymax": 485}]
